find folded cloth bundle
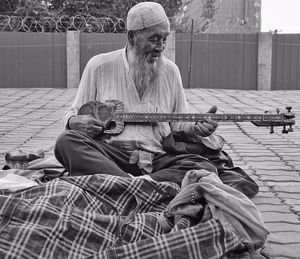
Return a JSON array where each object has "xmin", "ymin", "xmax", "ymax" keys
[
  {"xmin": 159, "ymin": 169, "xmax": 269, "ymax": 252},
  {"xmin": 4, "ymin": 149, "xmax": 45, "ymax": 169}
]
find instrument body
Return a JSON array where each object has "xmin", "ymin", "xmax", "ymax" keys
[{"xmin": 78, "ymin": 100, "xmax": 295, "ymax": 135}]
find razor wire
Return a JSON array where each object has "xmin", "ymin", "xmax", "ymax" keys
[{"xmin": 0, "ymin": 15, "xmax": 126, "ymax": 33}]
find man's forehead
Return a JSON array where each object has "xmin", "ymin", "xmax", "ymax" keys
[{"xmin": 141, "ymin": 22, "xmax": 170, "ymax": 36}]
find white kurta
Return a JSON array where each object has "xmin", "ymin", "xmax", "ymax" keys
[{"xmin": 64, "ymin": 47, "xmax": 192, "ymax": 154}]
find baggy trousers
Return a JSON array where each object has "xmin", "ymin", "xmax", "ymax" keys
[
  {"xmin": 55, "ymin": 130, "xmax": 258, "ymax": 197},
  {"xmin": 54, "ymin": 130, "xmax": 217, "ymax": 184}
]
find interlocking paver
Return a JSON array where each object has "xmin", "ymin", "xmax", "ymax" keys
[
  {"xmin": 251, "ymin": 196, "xmax": 284, "ymax": 205},
  {"xmin": 263, "ymin": 243, "xmax": 300, "ymax": 258},
  {"xmin": 266, "ymin": 222, "xmax": 300, "ymax": 232},
  {"xmin": 291, "ymin": 205, "xmax": 300, "ymax": 215},
  {"xmin": 256, "ymin": 204, "xmax": 293, "ymax": 213},
  {"xmin": 273, "ymin": 184, "xmax": 300, "ymax": 193},
  {"xmin": 0, "ymin": 88, "xmax": 299, "ymax": 258},
  {"xmin": 267, "ymin": 231, "xmax": 300, "ymax": 243},
  {"xmin": 260, "ymin": 175, "xmax": 300, "ymax": 182},
  {"xmin": 262, "ymin": 211, "xmax": 299, "ymax": 223}
]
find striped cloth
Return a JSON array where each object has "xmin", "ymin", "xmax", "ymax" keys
[{"xmin": 0, "ymin": 174, "xmax": 246, "ymax": 259}]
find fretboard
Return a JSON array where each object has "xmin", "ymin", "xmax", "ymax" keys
[{"xmin": 115, "ymin": 113, "xmax": 284, "ymax": 123}]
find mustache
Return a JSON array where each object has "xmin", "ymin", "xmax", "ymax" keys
[{"xmin": 135, "ymin": 40, "xmax": 162, "ymax": 61}]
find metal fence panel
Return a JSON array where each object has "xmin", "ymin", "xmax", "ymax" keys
[
  {"xmin": 176, "ymin": 33, "xmax": 258, "ymax": 90},
  {"xmin": 2, "ymin": 32, "xmax": 300, "ymax": 90},
  {"xmin": 80, "ymin": 33, "xmax": 127, "ymax": 75},
  {"xmin": 271, "ymin": 34, "xmax": 300, "ymax": 90},
  {"xmin": 0, "ymin": 32, "xmax": 66, "ymax": 88}
]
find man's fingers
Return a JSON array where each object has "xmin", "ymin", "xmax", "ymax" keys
[
  {"xmin": 193, "ymin": 105, "xmax": 219, "ymax": 137},
  {"xmin": 90, "ymin": 124, "xmax": 103, "ymax": 133},
  {"xmin": 91, "ymin": 118, "xmax": 105, "ymax": 127},
  {"xmin": 194, "ymin": 123, "xmax": 210, "ymax": 136},
  {"xmin": 202, "ymin": 121, "xmax": 215, "ymax": 131},
  {"xmin": 205, "ymin": 118, "xmax": 218, "ymax": 128},
  {"xmin": 86, "ymin": 126, "xmax": 103, "ymax": 138},
  {"xmin": 194, "ymin": 119, "xmax": 218, "ymax": 137}
]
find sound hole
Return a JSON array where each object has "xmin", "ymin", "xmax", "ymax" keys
[{"xmin": 107, "ymin": 121, "xmax": 116, "ymax": 131}]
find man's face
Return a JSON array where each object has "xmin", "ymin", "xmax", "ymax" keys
[{"xmin": 133, "ymin": 23, "xmax": 170, "ymax": 63}]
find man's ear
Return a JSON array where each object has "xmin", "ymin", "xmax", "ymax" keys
[{"xmin": 127, "ymin": 31, "xmax": 135, "ymax": 46}]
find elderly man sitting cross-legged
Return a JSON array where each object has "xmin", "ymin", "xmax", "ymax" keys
[{"xmin": 54, "ymin": 2, "xmax": 258, "ymax": 198}]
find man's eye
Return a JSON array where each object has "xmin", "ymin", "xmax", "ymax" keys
[
  {"xmin": 149, "ymin": 37, "xmax": 167, "ymax": 45},
  {"xmin": 149, "ymin": 37, "xmax": 158, "ymax": 43}
]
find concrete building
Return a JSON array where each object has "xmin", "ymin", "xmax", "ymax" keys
[{"xmin": 176, "ymin": 0, "xmax": 261, "ymax": 33}]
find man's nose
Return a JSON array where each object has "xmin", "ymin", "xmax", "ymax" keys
[{"xmin": 155, "ymin": 40, "xmax": 165, "ymax": 51}]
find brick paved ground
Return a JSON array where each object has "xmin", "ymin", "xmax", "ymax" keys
[{"xmin": 0, "ymin": 88, "xmax": 299, "ymax": 258}]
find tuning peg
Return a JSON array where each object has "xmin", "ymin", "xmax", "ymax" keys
[
  {"xmin": 286, "ymin": 106, "xmax": 292, "ymax": 113},
  {"xmin": 276, "ymin": 108, "xmax": 280, "ymax": 114},
  {"xmin": 270, "ymin": 126, "xmax": 274, "ymax": 134},
  {"xmin": 288, "ymin": 124, "xmax": 294, "ymax": 132}
]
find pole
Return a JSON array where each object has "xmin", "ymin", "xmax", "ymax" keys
[{"xmin": 187, "ymin": 19, "xmax": 194, "ymax": 89}]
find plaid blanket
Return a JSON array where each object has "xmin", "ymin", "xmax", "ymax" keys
[{"xmin": 0, "ymin": 174, "xmax": 247, "ymax": 259}]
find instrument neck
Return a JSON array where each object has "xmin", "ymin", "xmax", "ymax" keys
[{"xmin": 116, "ymin": 112, "xmax": 283, "ymax": 123}]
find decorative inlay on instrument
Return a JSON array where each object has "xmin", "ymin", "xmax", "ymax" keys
[{"xmin": 78, "ymin": 100, "xmax": 295, "ymax": 135}]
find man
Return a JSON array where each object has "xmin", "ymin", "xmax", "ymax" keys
[{"xmin": 54, "ymin": 2, "xmax": 229, "ymax": 185}]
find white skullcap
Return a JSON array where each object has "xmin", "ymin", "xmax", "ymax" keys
[{"xmin": 126, "ymin": 2, "xmax": 169, "ymax": 31}]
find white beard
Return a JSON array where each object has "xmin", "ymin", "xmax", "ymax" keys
[{"xmin": 131, "ymin": 52, "xmax": 162, "ymax": 99}]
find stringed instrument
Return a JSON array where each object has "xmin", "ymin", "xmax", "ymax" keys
[{"xmin": 78, "ymin": 100, "xmax": 295, "ymax": 135}]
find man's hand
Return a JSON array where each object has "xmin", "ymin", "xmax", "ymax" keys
[
  {"xmin": 68, "ymin": 115, "xmax": 104, "ymax": 138},
  {"xmin": 191, "ymin": 105, "xmax": 218, "ymax": 137}
]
